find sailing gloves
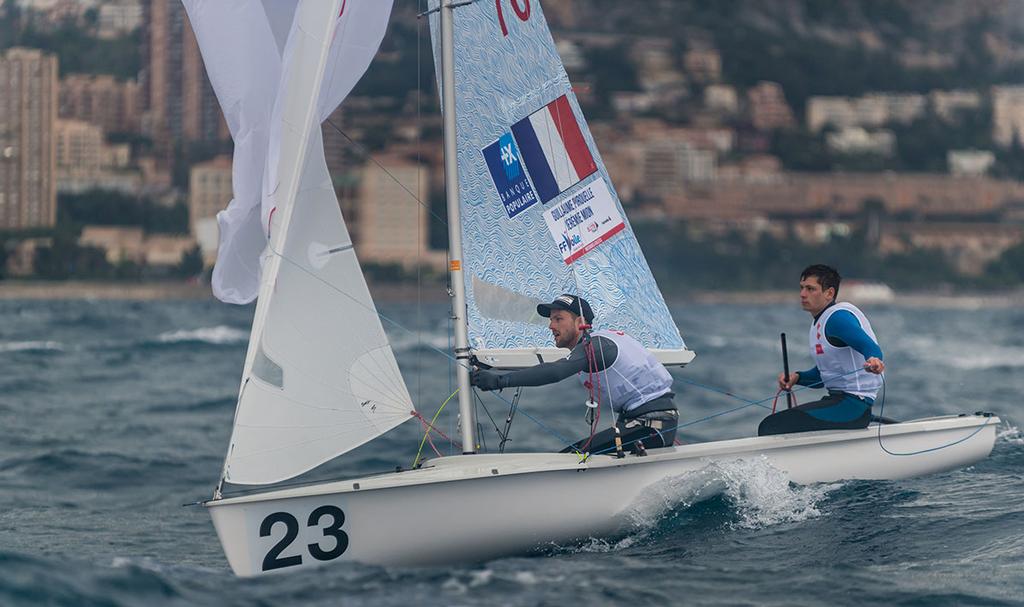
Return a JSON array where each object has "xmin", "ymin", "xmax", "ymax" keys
[{"xmin": 471, "ymin": 368, "xmax": 505, "ymax": 391}]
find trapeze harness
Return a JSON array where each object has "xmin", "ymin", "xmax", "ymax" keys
[
  {"xmin": 563, "ymin": 329, "xmax": 678, "ymax": 455},
  {"xmin": 758, "ymin": 302, "xmax": 882, "ymax": 436}
]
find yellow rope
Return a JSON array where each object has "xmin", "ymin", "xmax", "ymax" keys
[{"xmin": 412, "ymin": 388, "xmax": 460, "ymax": 468}]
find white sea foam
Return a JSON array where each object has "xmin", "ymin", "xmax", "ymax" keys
[
  {"xmin": 513, "ymin": 571, "xmax": 540, "ymax": 585},
  {"xmin": 0, "ymin": 340, "xmax": 65, "ymax": 353},
  {"xmin": 110, "ymin": 556, "xmax": 165, "ymax": 572},
  {"xmin": 703, "ymin": 335, "xmax": 728, "ymax": 348},
  {"xmin": 903, "ymin": 336, "xmax": 1024, "ymax": 370},
  {"xmin": 997, "ymin": 422, "xmax": 1023, "ymax": 445},
  {"xmin": 156, "ymin": 326, "xmax": 248, "ymax": 345},
  {"xmin": 440, "ymin": 576, "xmax": 467, "ymax": 595},
  {"xmin": 714, "ymin": 458, "xmax": 840, "ymax": 529},
  {"xmin": 467, "ymin": 568, "xmax": 494, "ymax": 587},
  {"xmin": 568, "ymin": 534, "xmax": 641, "ymax": 554},
  {"xmin": 554, "ymin": 459, "xmax": 837, "ymax": 556},
  {"xmin": 626, "ymin": 457, "xmax": 839, "ymax": 531}
]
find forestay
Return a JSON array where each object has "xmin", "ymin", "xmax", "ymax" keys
[
  {"xmin": 189, "ymin": 0, "xmax": 414, "ymax": 485},
  {"xmin": 427, "ymin": 1, "xmax": 689, "ymax": 360}
]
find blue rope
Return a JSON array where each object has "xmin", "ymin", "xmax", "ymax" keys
[
  {"xmin": 674, "ymin": 377, "xmax": 772, "ymax": 410},
  {"xmin": 873, "ymin": 375, "xmax": 995, "ymax": 456}
]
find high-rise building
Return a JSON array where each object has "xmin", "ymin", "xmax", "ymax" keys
[
  {"xmin": 747, "ymin": 81, "xmax": 796, "ymax": 132},
  {"xmin": 59, "ymin": 74, "xmax": 141, "ymax": 135},
  {"xmin": 188, "ymin": 154, "xmax": 232, "ymax": 264},
  {"xmin": 0, "ymin": 47, "xmax": 58, "ymax": 229},
  {"xmin": 356, "ymin": 154, "xmax": 445, "ymax": 270},
  {"xmin": 98, "ymin": 0, "xmax": 144, "ymax": 39},
  {"xmin": 992, "ymin": 86, "xmax": 1024, "ymax": 148},
  {"xmin": 141, "ymin": 0, "xmax": 225, "ymax": 156},
  {"xmin": 55, "ymin": 119, "xmax": 104, "ymax": 178},
  {"xmin": 188, "ymin": 154, "xmax": 232, "ymax": 232}
]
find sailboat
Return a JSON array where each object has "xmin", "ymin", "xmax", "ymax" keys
[{"xmin": 186, "ymin": 0, "xmax": 999, "ymax": 577}]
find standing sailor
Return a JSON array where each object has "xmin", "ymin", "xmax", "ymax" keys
[
  {"xmin": 471, "ymin": 294, "xmax": 678, "ymax": 454},
  {"xmin": 759, "ymin": 264, "xmax": 886, "ymax": 436}
]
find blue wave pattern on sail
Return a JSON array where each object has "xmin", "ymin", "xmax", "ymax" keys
[{"xmin": 429, "ymin": 0, "xmax": 685, "ymax": 351}]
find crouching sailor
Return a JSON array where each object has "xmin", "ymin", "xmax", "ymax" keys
[
  {"xmin": 759, "ymin": 264, "xmax": 885, "ymax": 436},
  {"xmin": 470, "ymin": 294, "xmax": 678, "ymax": 454}
]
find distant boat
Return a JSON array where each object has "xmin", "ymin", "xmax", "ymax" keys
[
  {"xmin": 842, "ymin": 280, "xmax": 896, "ymax": 304},
  {"xmin": 187, "ymin": 0, "xmax": 998, "ymax": 577}
]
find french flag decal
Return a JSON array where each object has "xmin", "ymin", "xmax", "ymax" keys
[{"xmin": 511, "ymin": 95, "xmax": 597, "ymax": 204}]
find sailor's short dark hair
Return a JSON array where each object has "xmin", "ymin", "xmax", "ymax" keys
[{"xmin": 800, "ymin": 264, "xmax": 841, "ymax": 297}]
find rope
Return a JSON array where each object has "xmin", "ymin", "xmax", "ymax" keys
[
  {"xmin": 873, "ymin": 375, "xmax": 995, "ymax": 456},
  {"xmin": 578, "ymin": 336, "xmax": 602, "ymax": 452},
  {"xmin": 498, "ymin": 387, "xmax": 522, "ymax": 454},
  {"xmin": 474, "ymin": 389, "xmax": 504, "ymax": 449},
  {"xmin": 675, "ymin": 376, "xmax": 773, "ymax": 410},
  {"xmin": 412, "ymin": 388, "xmax": 461, "ymax": 468},
  {"xmin": 323, "ymin": 119, "xmax": 447, "ymax": 228}
]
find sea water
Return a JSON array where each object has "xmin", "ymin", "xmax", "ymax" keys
[{"xmin": 0, "ymin": 297, "xmax": 1021, "ymax": 606}]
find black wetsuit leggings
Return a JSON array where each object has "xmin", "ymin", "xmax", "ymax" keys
[
  {"xmin": 758, "ymin": 392, "xmax": 872, "ymax": 436},
  {"xmin": 561, "ymin": 416, "xmax": 677, "ymax": 455}
]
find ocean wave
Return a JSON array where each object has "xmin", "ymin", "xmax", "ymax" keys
[
  {"xmin": 550, "ymin": 458, "xmax": 839, "ymax": 558},
  {"xmin": 998, "ymin": 422, "xmax": 1023, "ymax": 445},
  {"xmin": 902, "ymin": 337, "xmax": 1024, "ymax": 370},
  {"xmin": 146, "ymin": 396, "xmax": 235, "ymax": 414},
  {"xmin": 625, "ymin": 457, "xmax": 839, "ymax": 532},
  {"xmin": 0, "ymin": 449, "xmax": 186, "ymax": 490},
  {"xmin": 0, "ymin": 341, "xmax": 65, "ymax": 353},
  {"xmin": 0, "ymin": 551, "xmax": 193, "ymax": 607},
  {"xmin": 386, "ymin": 331, "xmax": 452, "ymax": 354},
  {"xmin": 155, "ymin": 326, "xmax": 248, "ymax": 346},
  {"xmin": 716, "ymin": 458, "xmax": 841, "ymax": 529},
  {"xmin": 943, "ymin": 346, "xmax": 1024, "ymax": 370}
]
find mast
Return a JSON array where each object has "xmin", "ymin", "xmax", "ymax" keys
[{"xmin": 440, "ymin": 0, "xmax": 477, "ymax": 454}]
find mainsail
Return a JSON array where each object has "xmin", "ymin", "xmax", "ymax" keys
[
  {"xmin": 189, "ymin": 0, "xmax": 413, "ymax": 485},
  {"xmin": 427, "ymin": 1, "xmax": 689, "ymax": 360}
]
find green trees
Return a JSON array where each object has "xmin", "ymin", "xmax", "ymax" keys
[
  {"xmin": 5, "ymin": 18, "xmax": 140, "ymax": 79},
  {"xmin": 58, "ymin": 190, "xmax": 189, "ymax": 235}
]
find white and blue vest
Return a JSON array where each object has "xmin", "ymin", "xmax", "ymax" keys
[
  {"xmin": 809, "ymin": 302, "xmax": 883, "ymax": 400},
  {"xmin": 577, "ymin": 329, "xmax": 673, "ymax": 414}
]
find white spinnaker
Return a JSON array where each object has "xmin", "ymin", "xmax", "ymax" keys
[
  {"xmin": 184, "ymin": 0, "xmax": 394, "ymax": 304},
  {"xmin": 222, "ymin": 0, "xmax": 413, "ymax": 485},
  {"xmin": 181, "ymin": 0, "xmax": 288, "ymax": 304}
]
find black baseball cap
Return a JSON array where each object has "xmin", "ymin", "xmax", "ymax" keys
[{"xmin": 537, "ymin": 294, "xmax": 594, "ymax": 323}]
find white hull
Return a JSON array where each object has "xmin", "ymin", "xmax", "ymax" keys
[{"xmin": 207, "ymin": 414, "xmax": 998, "ymax": 576}]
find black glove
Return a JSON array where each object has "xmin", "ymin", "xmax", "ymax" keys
[{"xmin": 471, "ymin": 368, "xmax": 504, "ymax": 391}]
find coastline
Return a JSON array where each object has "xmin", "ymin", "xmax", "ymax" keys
[
  {"xmin": 0, "ymin": 280, "xmax": 212, "ymax": 301},
  {"xmin": 2, "ymin": 279, "xmax": 1022, "ymax": 308},
  {"xmin": 0, "ymin": 280, "xmax": 455, "ymax": 303}
]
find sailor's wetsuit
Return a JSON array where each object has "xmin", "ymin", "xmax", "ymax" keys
[
  {"xmin": 481, "ymin": 330, "xmax": 678, "ymax": 454},
  {"xmin": 758, "ymin": 302, "xmax": 884, "ymax": 436}
]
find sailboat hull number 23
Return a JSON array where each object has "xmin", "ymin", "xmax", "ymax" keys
[{"xmin": 259, "ymin": 505, "xmax": 349, "ymax": 571}]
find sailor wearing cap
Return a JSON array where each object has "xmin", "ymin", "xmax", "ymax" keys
[{"xmin": 471, "ymin": 293, "xmax": 678, "ymax": 454}]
